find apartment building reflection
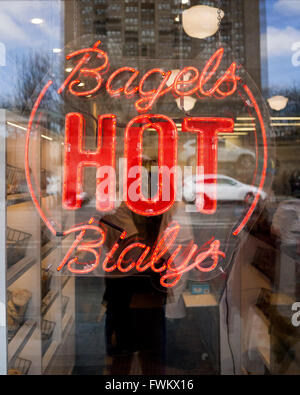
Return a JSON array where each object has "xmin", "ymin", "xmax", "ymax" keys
[{"xmin": 65, "ymin": 0, "xmax": 265, "ymax": 88}]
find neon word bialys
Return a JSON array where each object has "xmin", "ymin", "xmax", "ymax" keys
[{"xmin": 57, "ymin": 219, "xmax": 225, "ymax": 288}]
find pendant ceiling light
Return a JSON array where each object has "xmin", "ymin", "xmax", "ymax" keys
[
  {"xmin": 182, "ymin": 5, "xmax": 224, "ymax": 39},
  {"xmin": 166, "ymin": 69, "xmax": 193, "ymax": 87},
  {"xmin": 166, "ymin": 69, "xmax": 180, "ymax": 87},
  {"xmin": 267, "ymin": 95, "xmax": 289, "ymax": 111},
  {"xmin": 176, "ymin": 96, "xmax": 197, "ymax": 112}
]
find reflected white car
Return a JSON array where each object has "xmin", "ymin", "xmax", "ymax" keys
[
  {"xmin": 180, "ymin": 140, "xmax": 255, "ymax": 166},
  {"xmin": 183, "ymin": 174, "xmax": 267, "ymax": 203}
]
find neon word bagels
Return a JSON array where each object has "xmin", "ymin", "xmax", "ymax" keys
[{"xmin": 57, "ymin": 41, "xmax": 239, "ymax": 111}]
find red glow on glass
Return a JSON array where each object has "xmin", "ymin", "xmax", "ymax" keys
[
  {"xmin": 25, "ymin": 43, "xmax": 269, "ymax": 260},
  {"xmin": 135, "ymin": 69, "xmax": 172, "ymax": 113},
  {"xmin": 63, "ymin": 112, "xmax": 116, "ymax": 211},
  {"xmin": 182, "ymin": 117, "xmax": 234, "ymax": 214},
  {"xmin": 25, "ymin": 80, "xmax": 57, "ymax": 236},
  {"xmin": 232, "ymin": 84, "xmax": 268, "ymax": 236},
  {"xmin": 173, "ymin": 66, "xmax": 199, "ymax": 96},
  {"xmin": 57, "ymin": 217, "xmax": 106, "ymax": 273},
  {"xmin": 68, "ymin": 72, "xmax": 102, "ymax": 97},
  {"xmin": 106, "ymin": 66, "xmax": 139, "ymax": 97},
  {"xmin": 160, "ymin": 239, "xmax": 225, "ymax": 288},
  {"xmin": 58, "ymin": 41, "xmax": 109, "ymax": 96},
  {"xmin": 124, "ymin": 114, "xmax": 178, "ymax": 216},
  {"xmin": 198, "ymin": 47, "xmax": 239, "ymax": 98},
  {"xmin": 117, "ymin": 242, "xmax": 149, "ymax": 273},
  {"xmin": 135, "ymin": 222, "xmax": 180, "ymax": 272},
  {"xmin": 162, "ymin": 243, "xmax": 198, "ymax": 288},
  {"xmin": 55, "ymin": 219, "xmax": 225, "ymax": 287},
  {"xmin": 59, "ymin": 44, "xmax": 239, "ymax": 110}
]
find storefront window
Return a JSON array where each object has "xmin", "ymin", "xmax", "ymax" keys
[{"xmin": 0, "ymin": 0, "xmax": 300, "ymax": 377}]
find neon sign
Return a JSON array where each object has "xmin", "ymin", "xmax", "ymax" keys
[
  {"xmin": 62, "ymin": 113, "xmax": 234, "ymax": 215},
  {"xmin": 25, "ymin": 41, "xmax": 270, "ymax": 287},
  {"xmin": 57, "ymin": 42, "xmax": 239, "ymax": 111},
  {"xmin": 63, "ymin": 112, "xmax": 117, "ymax": 211}
]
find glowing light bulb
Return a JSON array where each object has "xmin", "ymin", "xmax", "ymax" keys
[
  {"xmin": 267, "ymin": 96, "xmax": 289, "ymax": 111},
  {"xmin": 30, "ymin": 18, "xmax": 43, "ymax": 25},
  {"xmin": 176, "ymin": 96, "xmax": 197, "ymax": 112}
]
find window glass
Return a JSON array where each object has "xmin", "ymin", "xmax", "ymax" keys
[{"xmin": 0, "ymin": 0, "xmax": 300, "ymax": 377}]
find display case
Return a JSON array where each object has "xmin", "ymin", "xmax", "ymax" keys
[
  {"xmin": 238, "ymin": 225, "xmax": 300, "ymax": 375},
  {"xmin": 0, "ymin": 110, "xmax": 75, "ymax": 375}
]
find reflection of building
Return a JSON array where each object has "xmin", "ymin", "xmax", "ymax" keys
[{"xmin": 65, "ymin": 0, "xmax": 265, "ymax": 87}]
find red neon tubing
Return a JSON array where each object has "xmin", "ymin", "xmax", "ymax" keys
[
  {"xmin": 25, "ymin": 80, "xmax": 57, "ymax": 236},
  {"xmin": 106, "ymin": 66, "xmax": 139, "ymax": 97},
  {"xmin": 173, "ymin": 66, "xmax": 199, "ymax": 96},
  {"xmin": 182, "ymin": 117, "xmax": 234, "ymax": 214},
  {"xmin": 57, "ymin": 41, "xmax": 105, "ymax": 95},
  {"xmin": 62, "ymin": 112, "xmax": 116, "ymax": 211},
  {"xmin": 124, "ymin": 114, "xmax": 178, "ymax": 216},
  {"xmin": 232, "ymin": 84, "xmax": 268, "ymax": 236}
]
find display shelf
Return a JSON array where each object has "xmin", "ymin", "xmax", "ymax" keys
[
  {"xmin": 253, "ymin": 305, "xmax": 270, "ymax": 327},
  {"xmin": 62, "ymin": 276, "xmax": 71, "ymax": 289},
  {"xmin": 42, "ymin": 319, "xmax": 56, "ymax": 356},
  {"xmin": 42, "ymin": 293, "xmax": 71, "ymax": 371},
  {"xmin": 250, "ymin": 230, "xmax": 278, "ymax": 251},
  {"xmin": 41, "ymin": 239, "xmax": 58, "ymax": 261},
  {"xmin": 250, "ymin": 261, "xmax": 272, "ymax": 286},
  {"xmin": 42, "ymin": 290, "xmax": 59, "ymax": 316},
  {"xmin": 7, "ymin": 192, "xmax": 51, "ymax": 208},
  {"xmin": 182, "ymin": 292, "xmax": 218, "ymax": 308},
  {"xmin": 8, "ymin": 356, "xmax": 32, "ymax": 375},
  {"xmin": 7, "ymin": 255, "xmax": 36, "ymax": 287},
  {"xmin": 2, "ymin": 110, "xmax": 75, "ymax": 375},
  {"xmin": 252, "ymin": 294, "xmax": 298, "ymax": 372},
  {"xmin": 15, "ymin": 327, "xmax": 41, "ymax": 375},
  {"xmin": 270, "ymin": 292, "xmax": 295, "ymax": 306},
  {"xmin": 62, "ymin": 312, "xmax": 73, "ymax": 335},
  {"xmin": 43, "ymin": 313, "xmax": 75, "ymax": 375},
  {"xmin": 8, "ymin": 319, "xmax": 37, "ymax": 365},
  {"xmin": 7, "ymin": 193, "xmax": 32, "ymax": 206},
  {"xmin": 249, "ymin": 305, "xmax": 271, "ymax": 371},
  {"xmin": 62, "ymin": 295, "xmax": 69, "ymax": 317},
  {"xmin": 42, "ymin": 340, "xmax": 60, "ymax": 374},
  {"xmin": 63, "ymin": 315, "xmax": 74, "ymax": 341},
  {"xmin": 42, "ymin": 232, "xmax": 76, "ymax": 268},
  {"xmin": 257, "ymin": 345, "xmax": 271, "ymax": 370},
  {"xmin": 241, "ymin": 366, "xmax": 250, "ymax": 375}
]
